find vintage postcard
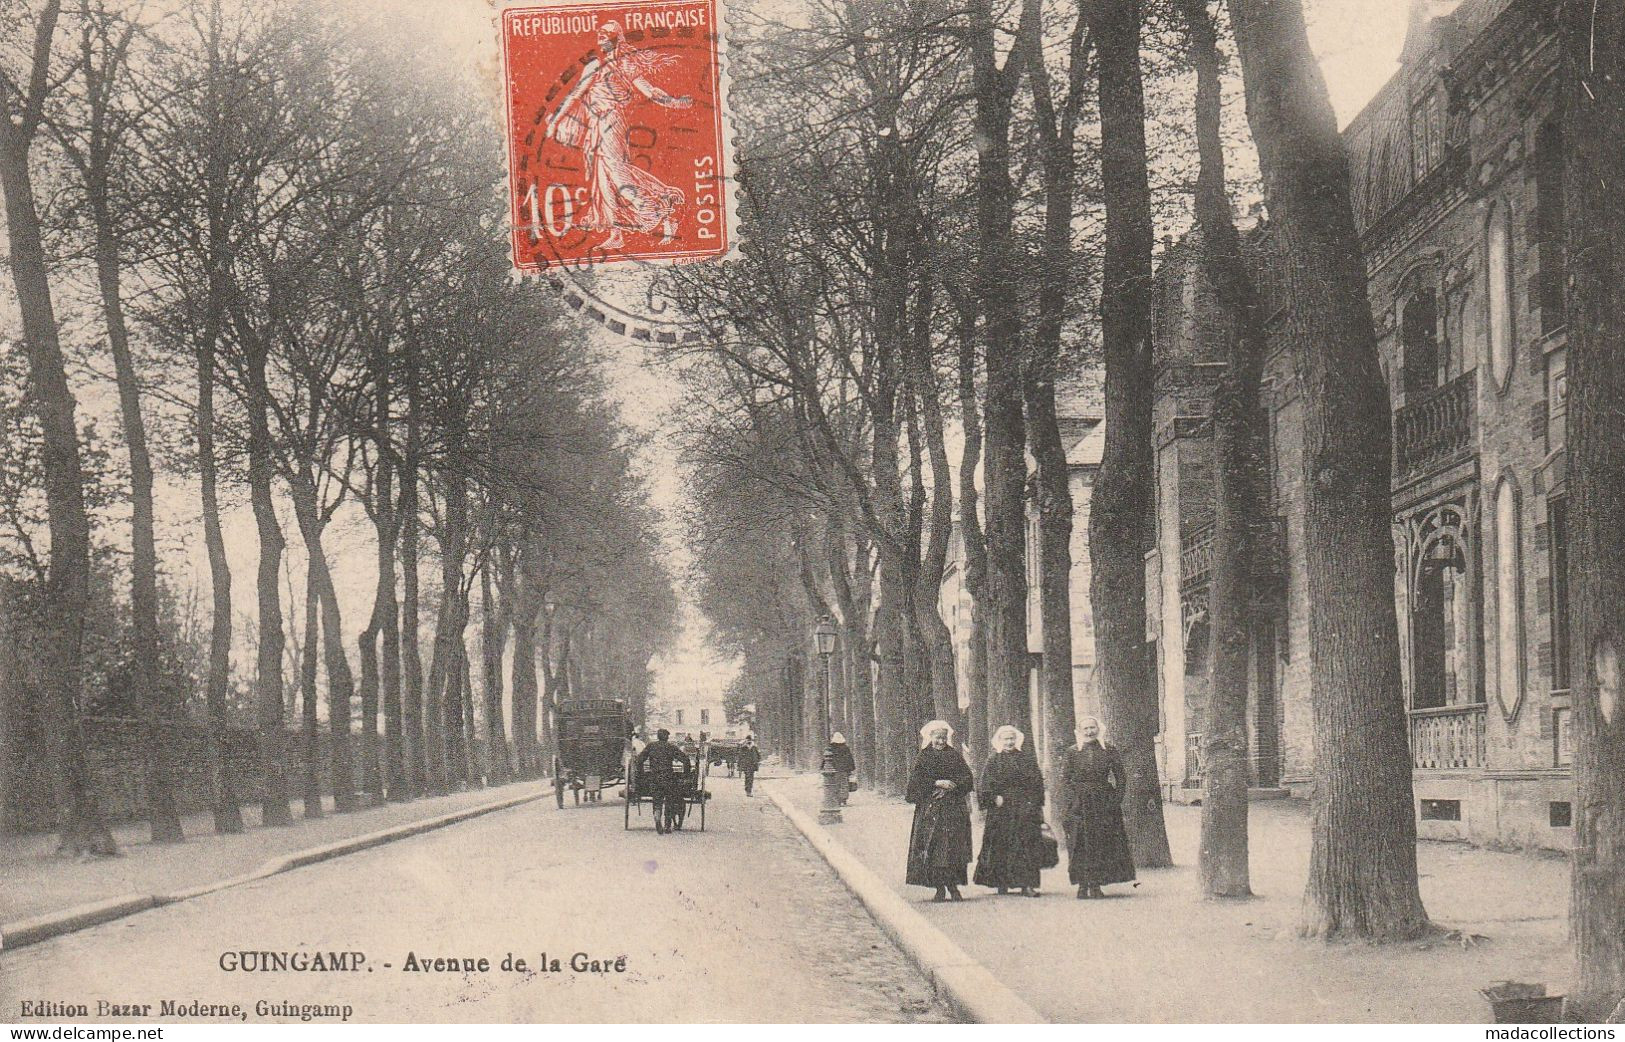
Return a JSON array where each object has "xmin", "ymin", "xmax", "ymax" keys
[{"xmin": 1, "ymin": 0, "xmax": 1615, "ymax": 1028}]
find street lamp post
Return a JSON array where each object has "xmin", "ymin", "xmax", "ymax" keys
[{"xmin": 814, "ymin": 615, "xmax": 841, "ymax": 824}]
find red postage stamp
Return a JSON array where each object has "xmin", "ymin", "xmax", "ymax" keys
[{"xmin": 500, "ymin": 0, "xmax": 733, "ymax": 272}]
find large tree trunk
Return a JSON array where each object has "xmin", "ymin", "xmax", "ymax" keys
[
  {"xmin": 399, "ymin": 396, "xmax": 424, "ymax": 799},
  {"xmin": 364, "ymin": 336, "xmax": 395, "ymax": 806},
  {"xmin": 0, "ymin": 88, "xmax": 116, "ymax": 856},
  {"xmin": 92, "ymin": 206, "xmax": 183, "ymax": 844},
  {"xmin": 1181, "ymin": 0, "xmax": 1263, "ymax": 900},
  {"xmin": 299, "ymin": 560, "xmax": 322, "ymax": 818},
  {"xmin": 511, "ymin": 566, "xmax": 540, "ymax": 780},
  {"xmin": 829, "ymin": 522, "xmax": 876, "ymax": 786},
  {"xmin": 196, "ymin": 339, "xmax": 242, "ymax": 833},
  {"xmin": 1089, "ymin": 0, "xmax": 1172, "ymax": 868},
  {"xmin": 481, "ymin": 563, "xmax": 511, "ymax": 784},
  {"xmin": 906, "ymin": 298, "xmax": 963, "ymax": 736},
  {"xmin": 243, "ymin": 336, "xmax": 293, "ymax": 827},
  {"xmin": 956, "ymin": 309, "xmax": 991, "ymax": 771},
  {"xmin": 1561, "ymin": 0, "xmax": 1625, "ymax": 1019},
  {"xmin": 357, "ymin": 585, "xmax": 383, "ymax": 804},
  {"xmin": 458, "ymin": 628, "xmax": 479, "ymax": 787},
  {"xmin": 428, "ymin": 469, "xmax": 471, "ymax": 791},
  {"xmin": 1026, "ymin": 380, "xmax": 1076, "ymax": 795},
  {"xmin": 292, "ymin": 485, "xmax": 359, "ymax": 813},
  {"xmin": 1025, "ymin": 14, "xmax": 1089, "ymax": 809},
  {"xmin": 197, "ymin": 14, "xmax": 243, "ymax": 832},
  {"xmin": 357, "ymin": 464, "xmax": 392, "ymax": 806},
  {"xmin": 971, "ymin": 0, "xmax": 1032, "ymax": 740},
  {"xmin": 1227, "ymin": 0, "xmax": 1426, "ymax": 939}
]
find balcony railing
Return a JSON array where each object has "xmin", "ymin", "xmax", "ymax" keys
[
  {"xmin": 1185, "ymin": 732, "xmax": 1204, "ymax": 787},
  {"xmin": 1408, "ymin": 703, "xmax": 1487, "ymax": 770},
  {"xmin": 1395, "ymin": 369, "xmax": 1476, "ymax": 485},
  {"xmin": 1179, "ymin": 517, "xmax": 1288, "ymax": 596},
  {"xmin": 1180, "ymin": 523, "xmax": 1215, "ymax": 594}
]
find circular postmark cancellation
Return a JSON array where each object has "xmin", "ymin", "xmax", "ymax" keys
[{"xmin": 499, "ymin": 0, "xmax": 736, "ymax": 343}]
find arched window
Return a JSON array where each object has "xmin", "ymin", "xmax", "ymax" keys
[
  {"xmin": 1487, "ymin": 203, "xmax": 1515, "ymax": 391},
  {"xmin": 1402, "ymin": 289, "xmax": 1440, "ymax": 397},
  {"xmin": 1494, "ymin": 474, "xmax": 1525, "ymax": 718}
]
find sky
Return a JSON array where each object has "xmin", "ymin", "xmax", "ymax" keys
[{"xmin": 4, "ymin": 0, "xmax": 1418, "ymax": 717}]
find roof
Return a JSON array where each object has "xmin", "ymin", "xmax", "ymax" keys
[
  {"xmin": 1067, "ymin": 419, "xmax": 1105, "ymax": 468},
  {"xmin": 1342, "ymin": 0, "xmax": 1516, "ymax": 234}
]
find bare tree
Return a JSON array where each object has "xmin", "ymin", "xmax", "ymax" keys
[
  {"xmin": 1178, "ymin": 0, "xmax": 1264, "ymax": 899},
  {"xmin": 1560, "ymin": 0, "xmax": 1625, "ymax": 1018},
  {"xmin": 1226, "ymin": 0, "xmax": 1426, "ymax": 939},
  {"xmin": 1088, "ymin": 0, "xmax": 1172, "ymax": 868},
  {"xmin": 0, "ymin": 0, "xmax": 116, "ymax": 856},
  {"xmin": 48, "ymin": 0, "xmax": 184, "ymax": 842}
]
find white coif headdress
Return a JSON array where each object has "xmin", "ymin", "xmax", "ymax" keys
[
  {"xmin": 992, "ymin": 724, "xmax": 1025, "ymax": 751},
  {"xmin": 919, "ymin": 719, "xmax": 954, "ymax": 749}
]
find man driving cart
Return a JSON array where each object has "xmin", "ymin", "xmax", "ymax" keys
[{"xmin": 636, "ymin": 729, "xmax": 692, "ymax": 834}]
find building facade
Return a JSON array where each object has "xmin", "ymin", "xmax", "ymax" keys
[
  {"xmin": 647, "ymin": 687, "xmax": 740, "ymax": 745},
  {"xmin": 1148, "ymin": 0, "xmax": 1573, "ymax": 848},
  {"xmin": 941, "ymin": 414, "xmax": 1104, "ymax": 761}
]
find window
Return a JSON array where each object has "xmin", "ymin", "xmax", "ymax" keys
[
  {"xmin": 1550, "ymin": 800, "xmax": 1572, "ymax": 827},
  {"xmin": 1411, "ymin": 88, "xmax": 1446, "ymax": 181},
  {"xmin": 1549, "ymin": 497, "xmax": 1570, "ymax": 691},
  {"xmin": 1535, "ymin": 122, "xmax": 1567, "ymax": 333},
  {"xmin": 1420, "ymin": 798, "xmax": 1461, "ymax": 821},
  {"xmin": 675, "ymin": 709, "xmax": 684, "ymax": 726},
  {"xmin": 1402, "ymin": 290, "xmax": 1441, "ymax": 397},
  {"xmin": 1494, "ymin": 475, "xmax": 1525, "ymax": 718},
  {"xmin": 1487, "ymin": 203, "xmax": 1515, "ymax": 391},
  {"xmin": 700, "ymin": 709, "xmax": 710, "ymax": 726},
  {"xmin": 1554, "ymin": 707, "xmax": 1572, "ymax": 766}
]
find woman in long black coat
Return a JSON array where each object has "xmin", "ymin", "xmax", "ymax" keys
[
  {"xmin": 905, "ymin": 720, "xmax": 974, "ymax": 902},
  {"xmin": 1060, "ymin": 717, "xmax": 1136, "ymax": 898},
  {"xmin": 973, "ymin": 724, "xmax": 1046, "ymax": 897}
]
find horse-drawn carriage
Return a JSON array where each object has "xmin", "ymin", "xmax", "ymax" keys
[
  {"xmin": 553, "ymin": 698, "xmax": 631, "ymax": 807},
  {"xmin": 624, "ymin": 739, "xmax": 710, "ymax": 831}
]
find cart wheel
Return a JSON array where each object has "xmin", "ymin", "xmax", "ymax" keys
[{"xmin": 554, "ymin": 764, "xmax": 564, "ymax": 809}]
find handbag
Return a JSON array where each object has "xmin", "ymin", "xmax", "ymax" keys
[{"xmin": 1038, "ymin": 822, "xmax": 1060, "ymax": 869}]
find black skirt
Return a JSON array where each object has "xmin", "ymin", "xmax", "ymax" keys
[{"xmin": 905, "ymin": 795, "xmax": 972, "ymax": 887}]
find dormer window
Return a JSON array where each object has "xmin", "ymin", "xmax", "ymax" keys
[{"xmin": 1411, "ymin": 87, "xmax": 1446, "ymax": 181}]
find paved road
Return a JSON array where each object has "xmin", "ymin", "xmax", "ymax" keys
[{"xmin": 2, "ymin": 781, "xmax": 953, "ymax": 1023}]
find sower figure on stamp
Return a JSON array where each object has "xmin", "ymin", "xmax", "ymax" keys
[
  {"xmin": 1060, "ymin": 717, "xmax": 1137, "ymax": 899},
  {"xmin": 905, "ymin": 720, "xmax": 974, "ymax": 903},
  {"xmin": 547, "ymin": 20, "xmax": 692, "ymax": 252},
  {"xmin": 973, "ymin": 725, "xmax": 1046, "ymax": 898},
  {"xmin": 737, "ymin": 735, "xmax": 760, "ymax": 796},
  {"xmin": 636, "ymin": 728, "xmax": 691, "ymax": 834}
]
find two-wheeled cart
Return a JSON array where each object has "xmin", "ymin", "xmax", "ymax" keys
[{"xmin": 624, "ymin": 742, "xmax": 710, "ymax": 831}]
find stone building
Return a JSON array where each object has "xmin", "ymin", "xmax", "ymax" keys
[
  {"xmin": 1148, "ymin": 0, "xmax": 1573, "ymax": 848},
  {"xmin": 940, "ymin": 412, "xmax": 1104, "ymax": 762}
]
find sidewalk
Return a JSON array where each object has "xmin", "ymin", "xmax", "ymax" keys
[
  {"xmin": 773, "ymin": 774, "xmax": 1570, "ymax": 1023},
  {"xmin": 2, "ymin": 780, "xmax": 550, "ymax": 927}
]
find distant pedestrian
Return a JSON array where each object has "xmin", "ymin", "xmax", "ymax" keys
[
  {"xmin": 738, "ymin": 735, "xmax": 761, "ymax": 796},
  {"xmin": 636, "ymin": 728, "xmax": 692, "ymax": 834},
  {"xmin": 826, "ymin": 732, "xmax": 855, "ymax": 804},
  {"xmin": 905, "ymin": 720, "xmax": 973, "ymax": 903},
  {"xmin": 973, "ymin": 725, "xmax": 1046, "ymax": 897},
  {"xmin": 1060, "ymin": 717, "xmax": 1136, "ymax": 899}
]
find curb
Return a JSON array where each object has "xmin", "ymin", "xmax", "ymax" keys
[
  {"xmin": 1, "ymin": 787, "xmax": 546, "ymax": 953},
  {"xmin": 764, "ymin": 785, "xmax": 1047, "ymax": 1025}
]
